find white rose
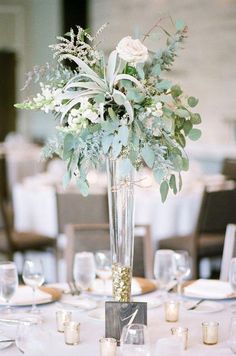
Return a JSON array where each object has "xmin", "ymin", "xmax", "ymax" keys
[{"xmin": 116, "ymin": 36, "xmax": 148, "ymax": 64}]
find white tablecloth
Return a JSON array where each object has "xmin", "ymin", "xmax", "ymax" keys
[{"xmin": 0, "ymin": 285, "xmax": 234, "ymax": 356}]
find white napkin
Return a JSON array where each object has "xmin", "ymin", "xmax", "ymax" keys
[
  {"xmin": 184, "ymin": 279, "xmax": 234, "ymax": 299},
  {"xmin": 91, "ymin": 278, "xmax": 142, "ymax": 296},
  {"xmin": 0, "ymin": 286, "xmax": 52, "ymax": 306}
]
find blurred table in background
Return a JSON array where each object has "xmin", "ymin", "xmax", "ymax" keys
[{"xmin": 12, "ymin": 163, "xmax": 206, "ymax": 244}]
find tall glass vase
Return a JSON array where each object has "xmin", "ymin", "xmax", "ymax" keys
[{"xmin": 106, "ymin": 158, "xmax": 135, "ymax": 302}]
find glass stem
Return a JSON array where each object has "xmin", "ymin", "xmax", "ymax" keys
[
  {"xmin": 6, "ymin": 299, "xmax": 11, "ymax": 313},
  {"xmin": 32, "ymin": 287, "xmax": 36, "ymax": 312},
  {"xmin": 177, "ymin": 278, "xmax": 182, "ymax": 295}
]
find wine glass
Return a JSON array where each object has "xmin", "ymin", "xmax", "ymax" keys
[
  {"xmin": 228, "ymin": 316, "xmax": 236, "ymax": 353},
  {"xmin": 120, "ymin": 324, "xmax": 150, "ymax": 356},
  {"xmin": 73, "ymin": 252, "xmax": 96, "ymax": 293},
  {"xmin": 229, "ymin": 258, "xmax": 236, "ymax": 292},
  {"xmin": 0, "ymin": 261, "xmax": 18, "ymax": 313},
  {"xmin": 22, "ymin": 260, "xmax": 45, "ymax": 313},
  {"xmin": 95, "ymin": 250, "xmax": 112, "ymax": 294},
  {"xmin": 154, "ymin": 250, "xmax": 176, "ymax": 299},
  {"xmin": 174, "ymin": 250, "xmax": 191, "ymax": 295}
]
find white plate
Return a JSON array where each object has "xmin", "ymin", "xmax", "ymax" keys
[
  {"xmin": 59, "ymin": 298, "xmax": 98, "ymax": 311},
  {"xmin": 87, "ymin": 308, "xmax": 105, "ymax": 321},
  {"xmin": 133, "ymin": 298, "xmax": 162, "ymax": 309},
  {"xmin": 0, "ymin": 335, "xmax": 14, "ymax": 350},
  {"xmin": 184, "ymin": 301, "xmax": 224, "ymax": 314}
]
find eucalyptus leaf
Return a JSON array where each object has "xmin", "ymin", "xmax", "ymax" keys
[
  {"xmin": 156, "ymin": 80, "xmax": 172, "ymax": 91},
  {"xmin": 112, "ymin": 135, "xmax": 122, "ymax": 158},
  {"xmin": 191, "ymin": 113, "xmax": 202, "ymax": 125},
  {"xmin": 176, "ymin": 108, "xmax": 190, "ymax": 118},
  {"xmin": 176, "ymin": 19, "xmax": 185, "ymax": 31},
  {"xmin": 183, "ymin": 120, "xmax": 193, "ymax": 135},
  {"xmin": 102, "ymin": 134, "xmax": 113, "ymax": 154},
  {"xmin": 141, "ymin": 145, "xmax": 155, "ymax": 168},
  {"xmin": 169, "ymin": 174, "xmax": 177, "ymax": 194},
  {"xmin": 188, "ymin": 96, "xmax": 199, "ymax": 108},
  {"xmin": 171, "ymin": 85, "xmax": 183, "ymax": 98},
  {"xmin": 108, "ymin": 107, "xmax": 117, "ymax": 120},
  {"xmin": 188, "ymin": 128, "xmax": 202, "ymax": 141},
  {"xmin": 77, "ymin": 178, "xmax": 89, "ymax": 196},
  {"xmin": 153, "ymin": 168, "xmax": 166, "ymax": 183},
  {"xmin": 160, "ymin": 181, "xmax": 169, "ymax": 203},
  {"xmin": 118, "ymin": 125, "xmax": 129, "ymax": 146},
  {"xmin": 119, "ymin": 158, "xmax": 133, "ymax": 177},
  {"xmin": 63, "ymin": 171, "xmax": 71, "ymax": 188}
]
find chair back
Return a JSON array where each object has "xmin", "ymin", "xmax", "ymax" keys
[
  {"xmin": 56, "ymin": 192, "xmax": 109, "ymax": 234},
  {"xmin": 64, "ymin": 223, "xmax": 153, "ymax": 281},
  {"xmin": 222, "ymin": 158, "xmax": 236, "ymax": 181},
  {"xmin": 220, "ymin": 224, "xmax": 236, "ymax": 281},
  {"xmin": 196, "ymin": 188, "xmax": 236, "ymax": 234},
  {"xmin": 0, "ymin": 198, "xmax": 14, "ymax": 253}
]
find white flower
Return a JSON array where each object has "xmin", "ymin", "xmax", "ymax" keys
[
  {"xmin": 116, "ymin": 36, "xmax": 148, "ymax": 64},
  {"xmin": 84, "ymin": 109, "xmax": 99, "ymax": 123},
  {"xmin": 153, "ymin": 102, "xmax": 163, "ymax": 117}
]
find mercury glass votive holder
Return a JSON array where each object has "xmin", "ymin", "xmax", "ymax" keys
[
  {"xmin": 171, "ymin": 326, "xmax": 188, "ymax": 350},
  {"xmin": 99, "ymin": 337, "xmax": 117, "ymax": 356},
  {"xmin": 56, "ymin": 310, "xmax": 72, "ymax": 333},
  {"xmin": 64, "ymin": 321, "xmax": 80, "ymax": 345},
  {"xmin": 202, "ymin": 321, "xmax": 219, "ymax": 345},
  {"xmin": 164, "ymin": 301, "xmax": 180, "ymax": 322}
]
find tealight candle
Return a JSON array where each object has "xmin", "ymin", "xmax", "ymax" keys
[
  {"xmin": 202, "ymin": 321, "xmax": 219, "ymax": 345},
  {"xmin": 171, "ymin": 326, "xmax": 188, "ymax": 350},
  {"xmin": 99, "ymin": 337, "xmax": 117, "ymax": 356},
  {"xmin": 164, "ymin": 301, "xmax": 180, "ymax": 322},
  {"xmin": 64, "ymin": 321, "xmax": 80, "ymax": 345},
  {"xmin": 56, "ymin": 310, "xmax": 72, "ymax": 332}
]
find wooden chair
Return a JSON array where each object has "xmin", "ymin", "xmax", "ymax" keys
[
  {"xmin": 0, "ymin": 198, "xmax": 59, "ymax": 278},
  {"xmin": 158, "ymin": 187, "xmax": 236, "ymax": 278},
  {"xmin": 64, "ymin": 223, "xmax": 153, "ymax": 281},
  {"xmin": 220, "ymin": 224, "xmax": 236, "ymax": 281},
  {"xmin": 56, "ymin": 192, "xmax": 109, "ymax": 234},
  {"xmin": 222, "ymin": 158, "xmax": 236, "ymax": 181}
]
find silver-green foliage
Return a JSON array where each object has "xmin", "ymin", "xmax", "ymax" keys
[{"xmin": 15, "ymin": 20, "xmax": 202, "ymax": 202}]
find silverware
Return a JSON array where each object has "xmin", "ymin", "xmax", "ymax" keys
[
  {"xmin": 187, "ymin": 299, "xmax": 204, "ymax": 310},
  {"xmin": 0, "ymin": 339, "xmax": 15, "ymax": 343}
]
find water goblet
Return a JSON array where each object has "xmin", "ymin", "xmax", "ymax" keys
[
  {"xmin": 174, "ymin": 250, "xmax": 191, "ymax": 295},
  {"xmin": 120, "ymin": 323, "xmax": 150, "ymax": 356},
  {"xmin": 0, "ymin": 261, "xmax": 18, "ymax": 313},
  {"xmin": 22, "ymin": 259, "xmax": 45, "ymax": 313},
  {"xmin": 228, "ymin": 316, "xmax": 236, "ymax": 353},
  {"xmin": 73, "ymin": 252, "xmax": 96, "ymax": 293},
  {"xmin": 95, "ymin": 250, "xmax": 112, "ymax": 294},
  {"xmin": 154, "ymin": 250, "xmax": 176, "ymax": 299},
  {"xmin": 229, "ymin": 258, "xmax": 236, "ymax": 292}
]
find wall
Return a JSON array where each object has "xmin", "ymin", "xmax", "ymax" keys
[{"xmin": 0, "ymin": 0, "xmax": 62, "ymax": 140}]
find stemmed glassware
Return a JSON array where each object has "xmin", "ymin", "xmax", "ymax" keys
[
  {"xmin": 95, "ymin": 250, "xmax": 112, "ymax": 294},
  {"xmin": 0, "ymin": 261, "xmax": 18, "ymax": 313},
  {"xmin": 229, "ymin": 258, "xmax": 236, "ymax": 292},
  {"xmin": 22, "ymin": 259, "xmax": 45, "ymax": 313},
  {"xmin": 120, "ymin": 324, "xmax": 150, "ymax": 356},
  {"xmin": 174, "ymin": 250, "xmax": 191, "ymax": 295},
  {"xmin": 73, "ymin": 252, "xmax": 96, "ymax": 294},
  {"xmin": 154, "ymin": 250, "xmax": 176, "ymax": 299}
]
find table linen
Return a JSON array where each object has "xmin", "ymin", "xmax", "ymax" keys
[{"xmin": 0, "ymin": 285, "xmax": 234, "ymax": 356}]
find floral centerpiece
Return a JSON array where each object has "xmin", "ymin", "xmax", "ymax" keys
[{"xmin": 16, "ymin": 19, "xmax": 201, "ymax": 301}]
